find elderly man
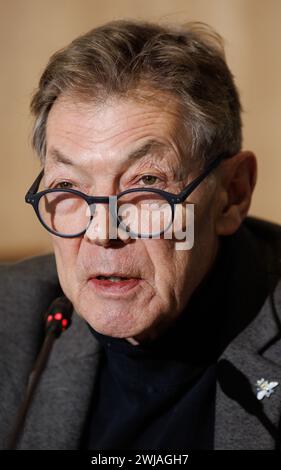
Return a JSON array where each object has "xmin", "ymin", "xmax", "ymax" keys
[{"xmin": 1, "ymin": 20, "xmax": 281, "ymax": 451}]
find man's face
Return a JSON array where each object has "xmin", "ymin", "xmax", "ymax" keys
[{"xmin": 44, "ymin": 94, "xmax": 220, "ymax": 342}]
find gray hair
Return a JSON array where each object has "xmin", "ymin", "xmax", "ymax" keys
[{"xmin": 30, "ymin": 19, "xmax": 242, "ymax": 164}]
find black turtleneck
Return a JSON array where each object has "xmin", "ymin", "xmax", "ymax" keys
[{"xmin": 81, "ymin": 227, "xmax": 267, "ymax": 450}]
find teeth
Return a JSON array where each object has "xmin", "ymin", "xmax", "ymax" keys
[{"xmin": 98, "ymin": 275, "xmax": 128, "ymax": 282}]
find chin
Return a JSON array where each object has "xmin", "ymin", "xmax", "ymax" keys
[
  {"xmin": 87, "ymin": 320, "xmax": 147, "ymax": 340},
  {"xmin": 75, "ymin": 302, "xmax": 149, "ymax": 339}
]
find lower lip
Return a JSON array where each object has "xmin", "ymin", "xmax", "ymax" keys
[{"xmin": 89, "ymin": 278, "xmax": 142, "ymax": 296}]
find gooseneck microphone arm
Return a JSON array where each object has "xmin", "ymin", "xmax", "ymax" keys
[{"xmin": 6, "ymin": 296, "xmax": 73, "ymax": 450}]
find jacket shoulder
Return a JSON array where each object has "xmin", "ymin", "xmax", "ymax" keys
[
  {"xmin": 0, "ymin": 253, "xmax": 58, "ymax": 283},
  {"xmin": 244, "ymin": 216, "xmax": 281, "ymax": 250},
  {"xmin": 244, "ymin": 217, "xmax": 281, "ymax": 277},
  {"xmin": 0, "ymin": 254, "xmax": 61, "ymax": 349}
]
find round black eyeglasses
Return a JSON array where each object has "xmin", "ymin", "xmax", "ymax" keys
[{"xmin": 25, "ymin": 153, "xmax": 227, "ymax": 239}]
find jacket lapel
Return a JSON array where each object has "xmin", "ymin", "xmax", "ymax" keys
[
  {"xmin": 18, "ymin": 311, "xmax": 102, "ymax": 450},
  {"xmin": 215, "ymin": 282, "xmax": 281, "ymax": 449}
]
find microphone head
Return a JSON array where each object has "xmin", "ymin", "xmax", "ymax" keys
[{"xmin": 45, "ymin": 296, "xmax": 73, "ymax": 337}]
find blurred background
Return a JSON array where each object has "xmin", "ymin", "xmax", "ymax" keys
[{"xmin": 1, "ymin": 0, "xmax": 280, "ymax": 261}]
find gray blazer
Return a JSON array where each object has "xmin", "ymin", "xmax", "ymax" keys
[{"xmin": 1, "ymin": 217, "xmax": 281, "ymax": 450}]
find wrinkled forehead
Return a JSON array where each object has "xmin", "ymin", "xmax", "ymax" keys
[{"xmin": 45, "ymin": 93, "xmax": 191, "ymax": 173}]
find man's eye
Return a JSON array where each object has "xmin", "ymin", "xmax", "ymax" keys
[
  {"xmin": 139, "ymin": 175, "xmax": 159, "ymax": 185},
  {"xmin": 55, "ymin": 181, "xmax": 73, "ymax": 189}
]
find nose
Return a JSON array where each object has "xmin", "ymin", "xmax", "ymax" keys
[
  {"xmin": 84, "ymin": 200, "xmax": 112, "ymax": 246},
  {"xmin": 84, "ymin": 197, "xmax": 132, "ymax": 246}
]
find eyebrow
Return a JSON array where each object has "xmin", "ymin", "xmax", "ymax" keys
[
  {"xmin": 48, "ymin": 147, "xmax": 76, "ymax": 166},
  {"xmin": 48, "ymin": 139, "xmax": 168, "ymax": 167},
  {"xmin": 127, "ymin": 139, "xmax": 167, "ymax": 161}
]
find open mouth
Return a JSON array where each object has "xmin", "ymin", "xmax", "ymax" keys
[
  {"xmin": 96, "ymin": 275, "xmax": 130, "ymax": 282},
  {"xmin": 89, "ymin": 274, "xmax": 142, "ymax": 295}
]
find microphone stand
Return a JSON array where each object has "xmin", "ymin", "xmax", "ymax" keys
[{"xmin": 6, "ymin": 297, "xmax": 72, "ymax": 450}]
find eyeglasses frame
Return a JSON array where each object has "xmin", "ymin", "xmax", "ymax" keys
[{"xmin": 25, "ymin": 152, "xmax": 229, "ymax": 239}]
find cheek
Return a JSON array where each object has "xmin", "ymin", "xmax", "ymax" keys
[
  {"xmin": 145, "ymin": 240, "xmax": 191, "ymax": 300},
  {"xmin": 52, "ymin": 237, "xmax": 80, "ymax": 291},
  {"xmin": 195, "ymin": 178, "xmax": 220, "ymax": 234},
  {"xmin": 146, "ymin": 237, "xmax": 215, "ymax": 317}
]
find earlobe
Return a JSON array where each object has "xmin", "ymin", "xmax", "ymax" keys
[
  {"xmin": 215, "ymin": 151, "xmax": 257, "ymax": 236},
  {"xmin": 216, "ymin": 204, "xmax": 244, "ymax": 236}
]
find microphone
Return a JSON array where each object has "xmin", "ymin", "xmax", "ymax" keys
[
  {"xmin": 6, "ymin": 296, "xmax": 73, "ymax": 450},
  {"xmin": 44, "ymin": 295, "xmax": 73, "ymax": 337}
]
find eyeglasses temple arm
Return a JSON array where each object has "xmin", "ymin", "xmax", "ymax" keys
[
  {"xmin": 178, "ymin": 153, "xmax": 226, "ymax": 202},
  {"xmin": 25, "ymin": 169, "xmax": 44, "ymax": 202}
]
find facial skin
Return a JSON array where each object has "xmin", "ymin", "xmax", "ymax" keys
[{"xmin": 43, "ymin": 93, "xmax": 256, "ymax": 342}]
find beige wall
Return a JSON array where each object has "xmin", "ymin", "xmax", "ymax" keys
[{"xmin": 1, "ymin": 0, "xmax": 280, "ymax": 260}]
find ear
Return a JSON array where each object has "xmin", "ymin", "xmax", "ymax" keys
[{"xmin": 215, "ymin": 151, "xmax": 257, "ymax": 236}]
